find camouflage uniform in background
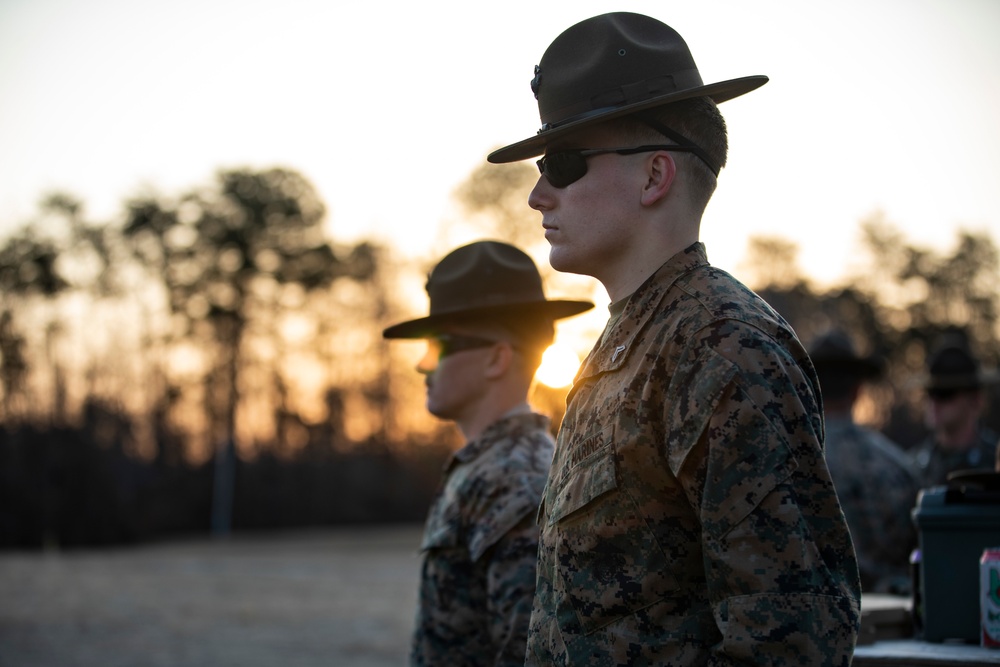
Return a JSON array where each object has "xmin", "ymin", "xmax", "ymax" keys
[
  {"xmin": 527, "ymin": 244, "xmax": 861, "ymax": 666},
  {"xmin": 911, "ymin": 427, "xmax": 999, "ymax": 488},
  {"xmin": 824, "ymin": 416, "xmax": 921, "ymax": 593},
  {"xmin": 412, "ymin": 411, "xmax": 553, "ymax": 667}
]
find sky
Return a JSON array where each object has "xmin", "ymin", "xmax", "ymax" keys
[{"xmin": 2, "ymin": 0, "xmax": 999, "ymax": 292}]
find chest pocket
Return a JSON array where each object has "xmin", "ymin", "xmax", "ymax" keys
[
  {"xmin": 544, "ymin": 428, "xmax": 677, "ymax": 634},
  {"xmin": 546, "ymin": 446, "xmax": 617, "ymax": 525},
  {"xmin": 420, "ymin": 506, "xmax": 460, "ymax": 553}
]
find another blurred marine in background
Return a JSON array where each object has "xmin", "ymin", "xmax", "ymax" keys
[
  {"xmin": 913, "ymin": 333, "xmax": 999, "ymax": 487},
  {"xmin": 809, "ymin": 329, "xmax": 921, "ymax": 594}
]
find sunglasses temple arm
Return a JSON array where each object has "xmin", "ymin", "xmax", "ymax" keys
[{"xmin": 635, "ymin": 114, "xmax": 721, "ymax": 177}]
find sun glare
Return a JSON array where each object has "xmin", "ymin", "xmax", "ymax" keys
[{"xmin": 536, "ymin": 344, "xmax": 583, "ymax": 388}]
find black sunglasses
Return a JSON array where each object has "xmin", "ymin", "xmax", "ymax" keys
[
  {"xmin": 536, "ymin": 144, "xmax": 701, "ymax": 188},
  {"xmin": 432, "ymin": 334, "xmax": 499, "ymax": 361},
  {"xmin": 927, "ymin": 386, "xmax": 976, "ymax": 402}
]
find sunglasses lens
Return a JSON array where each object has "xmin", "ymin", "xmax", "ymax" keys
[
  {"xmin": 438, "ymin": 338, "xmax": 458, "ymax": 359},
  {"xmin": 928, "ymin": 388, "xmax": 960, "ymax": 401},
  {"xmin": 538, "ymin": 151, "xmax": 588, "ymax": 188},
  {"xmin": 434, "ymin": 335, "xmax": 496, "ymax": 361}
]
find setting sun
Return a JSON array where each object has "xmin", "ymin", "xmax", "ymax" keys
[{"xmin": 536, "ymin": 344, "xmax": 583, "ymax": 388}]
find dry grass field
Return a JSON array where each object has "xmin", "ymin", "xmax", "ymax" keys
[{"xmin": 0, "ymin": 524, "xmax": 424, "ymax": 667}]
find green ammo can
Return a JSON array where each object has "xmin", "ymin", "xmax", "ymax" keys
[{"xmin": 912, "ymin": 475, "xmax": 1000, "ymax": 643}]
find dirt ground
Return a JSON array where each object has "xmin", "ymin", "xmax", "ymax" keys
[{"xmin": 0, "ymin": 524, "xmax": 425, "ymax": 667}]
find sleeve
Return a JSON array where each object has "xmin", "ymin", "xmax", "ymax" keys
[
  {"xmin": 468, "ymin": 467, "xmax": 546, "ymax": 563},
  {"xmin": 672, "ymin": 322, "xmax": 861, "ymax": 667},
  {"xmin": 466, "ymin": 435, "xmax": 549, "ymax": 666},
  {"xmin": 483, "ymin": 513, "xmax": 542, "ymax": 667}
]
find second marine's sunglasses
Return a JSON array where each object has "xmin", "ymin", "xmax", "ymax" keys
[
  {"xmin": 537, "ymin": 145, "xmax": 705, "ymax": 188},
  {"xmin": 433, "ymin": 334, "xmax": 499, "ymax": 360},
  {"xmin": 418, "ymin": 334, "xmax": 502, "ymax": 373}
]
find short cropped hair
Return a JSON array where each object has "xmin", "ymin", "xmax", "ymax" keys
[
  {"xmin": 816, "ymin": 369, "xmax": 862, "ymax": 402},
  {"xmin": 494, "ymin": 317, "xmax": 554, "ymax": 375},
  {"xmin": 453, "ymin": 315, "xmax": 555, "ymax": 376},
  {"xmin": 608, "ymin": 97, "xmax": 728, "ymax": 211}
]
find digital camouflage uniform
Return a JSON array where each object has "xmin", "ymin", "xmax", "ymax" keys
[
  {"xmin": 527, "ymin": 243, "xmax": 861, "ymax": 666},
  {"xmin": 912, "ymin": 426, "xmax": 999, "ymax": 488},
  {"xmin": 824, "ymin": 416, "xmax": 921, "ymax": 593},
  {"xmin": 412, "ymin": 411, "xmax": 553, "ymax": 667}
]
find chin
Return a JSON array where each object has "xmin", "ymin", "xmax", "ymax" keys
[
  {"xmin": 548, "ymin": 246, "xmax": 586, "ymax": 276},
  {"xmin": 426, "ymin": 401, "xmax": 450, "ymax": 421}
]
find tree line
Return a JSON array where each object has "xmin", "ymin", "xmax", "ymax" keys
[
  {"xmin": 2, "ymin": 164, "xmax": 998, "ymax": 548},
  {"xmin": 744, "ymin": 215, "xmax": 1000, "ymax": 447},
  {"xmin": 0, "ymin": 167, "xmax": 457, "ymax": 547}
]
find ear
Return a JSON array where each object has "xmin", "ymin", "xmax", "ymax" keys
[
  {"xmin": 484, "ymin": 341, "xmax": 514, "ymax": 380},
  {"xmin": 640, "ymin": 151, "xmax": 677, "ymax": 207}
]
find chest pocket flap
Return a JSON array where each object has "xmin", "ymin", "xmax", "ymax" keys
[
  {"xmin": 546, "ymin": 438, "xmax": 617, "ymax": 526},
  {"xmin": 420, "ymin": 508, "xmax": 460, "ymax": 552}
]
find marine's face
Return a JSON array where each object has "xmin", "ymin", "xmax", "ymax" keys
[
  {"xmin": 528, "ymin": 125, "xmax": 647, "ymax": 282},
  {"xmin": 925, "ymin": 387, "xmax": 984, "ymax": 448},
  {"xmin": 416, "ymin": 330, "xmax": 497, "ymax": 422}
]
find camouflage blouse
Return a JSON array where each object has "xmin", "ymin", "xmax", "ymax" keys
[
  {"xmin": 526, "ymin": 243, "xmax": 861, "ymax": 666},
  {"xmin": 411, "ymin": 411, "xmax": 553, "ymax": 667}
]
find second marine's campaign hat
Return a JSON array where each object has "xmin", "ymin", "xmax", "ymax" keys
[
  {"xmin": 488, "ymin": 12, "xmax": 768, "ymax": 164},
  {"xmin": 382, "ymin": 241, "xmax": 593, "ymax": 339},
  {"xmin": 808, "ymin": 330, "xmax": 885, "ymax": 380},
  {"xmin": 924, "ymin": 342, "xmax": 999, "ymax": 392}
]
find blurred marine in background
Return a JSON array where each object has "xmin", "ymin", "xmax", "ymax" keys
[
  {"xmin": 809, "ymin": 329, "xmax": 921, "ymax": 594},
  {"xmin": 382, "ymin": 241, "xmax": 592, "ymax": 667},
  {"xmin": 913, "ymin": 333, "xmax": 1000, "ymax": 487}
]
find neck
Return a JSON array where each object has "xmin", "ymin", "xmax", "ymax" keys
[
  {"xmin": 456, "ymin": 395, "xmax": 531, "ymax": 443},
  {"xmin": 824, "ymin": 405, "xmax": 854, "ymax": 421},
  {"xmin": 603, "ymin": 218, "xmax": 699, "ymax": 303},
  {"xmin": 823, "ymin": 394, "xmax": 857, "ymax": 421},
  {"xmin": 936, "ymin": 421, "xmax": 980, "ymax": 451}
]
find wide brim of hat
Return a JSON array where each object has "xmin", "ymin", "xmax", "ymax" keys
[
  {"xmin": 382, "ymin": 299, "xmax": 593, "ymax": 339},
  {"xmin": 488, "ymin": 75, "xmax": 768, "ymax": 164},
  {"xmin": 813, "ymin": 357, "xmax": 885, "ymax": 380},
  {"xmin": 924, "ymin": 368, "xmax": 1000, "ymax": 391}
]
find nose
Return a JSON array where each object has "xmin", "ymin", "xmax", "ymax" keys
[
  {"xmin": 416, "ymin": 344, "xmax": 438, "ymax": 375},
  {"xmin": 528, "ymin": 174, "xmax": 552, "ymax": 212}
]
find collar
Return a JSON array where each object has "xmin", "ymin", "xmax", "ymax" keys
[
  {"xmin": 447, "ymin": 409, "xmax": 548, "ymax": 469},
  {"xmin": 576, "ymin": 242, "xmax": 708, "ymax": 385}
]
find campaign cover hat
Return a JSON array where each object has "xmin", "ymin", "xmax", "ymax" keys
[
  {"xmin": 924, "ymin": 343, "xmax": 999, "ymax": 391},
  {"xmin": 382, "ymin": 241, "xmax": 593, "ymax": 339},
  {"xmin": 808, "ymin": 330, "xmax": 885, "ymax": 380},
  {"xmin": 488, "ymin": 12, "xmax": 768, "ymax": 164}
]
